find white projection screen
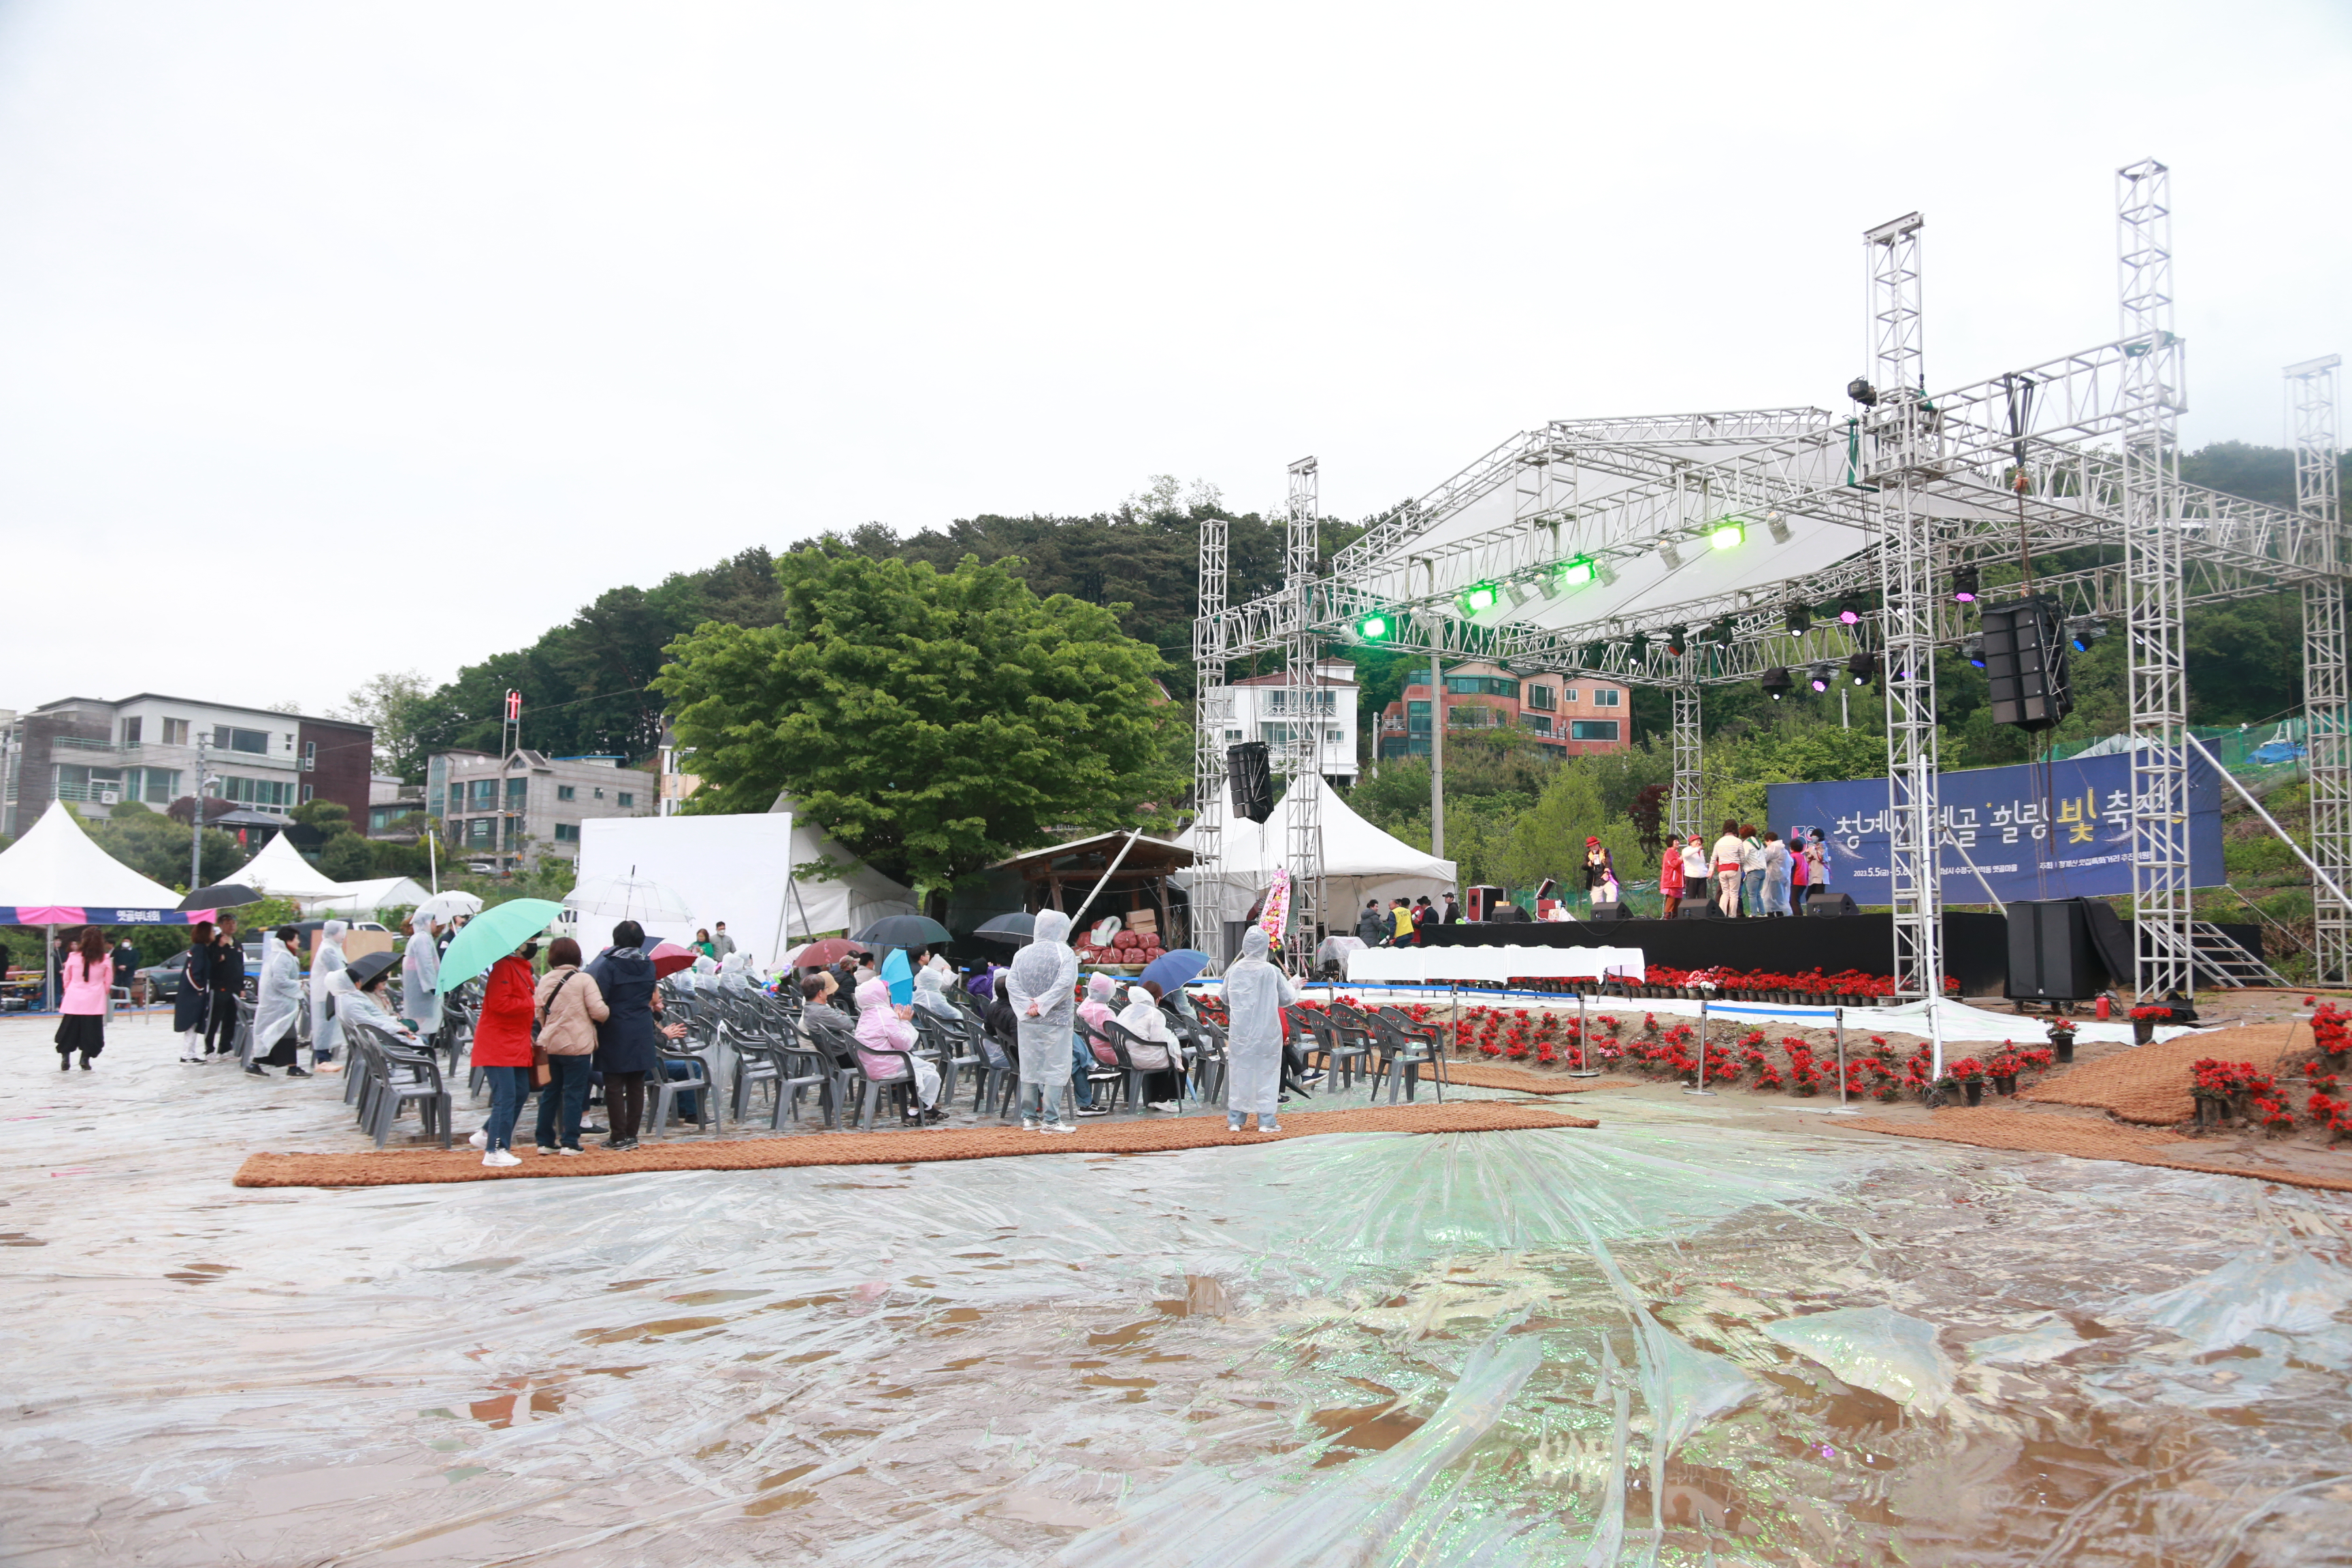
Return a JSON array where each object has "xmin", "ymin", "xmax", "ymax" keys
[{"xmin": 576, "ymin": 813, "xmax": 799, "ymax": 966}]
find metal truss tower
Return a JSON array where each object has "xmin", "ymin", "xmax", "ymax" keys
[
  {"xmin": 2292, "ymin": 354, "xmax": 2348, "ymax": 981},
  {"xmin": 2117, "ymin": 159, "xmax": 2193, "ymax": 1001},
  {"xmin": 1669, "ymin": 679, "xmax": 1702, "ymax": 847},
  {"xmin": 1192, "ymin": 506, "xmax": 1230, "ymax": 954},
  {"xmin": 1865, "ymin": 211, "xmax": 1945, "ymax": 1007},
  {"xmin": 1282, "ymin": 456, "xmax": 1326, "ymax": 968}
]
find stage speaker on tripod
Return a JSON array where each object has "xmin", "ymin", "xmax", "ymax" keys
[
  {"xmin": 1227, "ymin": 742, "xmax": 1273, "ymax": 823},
  {"xmin": 1981, "ymin": 595, "xmax": 2072, "ymax": 731}
]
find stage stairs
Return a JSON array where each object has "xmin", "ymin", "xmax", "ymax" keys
[{"xmin": 2189, "ymin": 921, "xmax": 2288, "ymax": 990}]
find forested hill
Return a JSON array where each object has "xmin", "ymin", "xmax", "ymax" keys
[{"xmin": 388, "ymin": 442, "xmax": 2341, "ymax": 778}]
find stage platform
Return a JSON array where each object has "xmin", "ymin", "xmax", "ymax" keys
[{"xmin": 1423, "ymin": 911, "xmax": 2010, "ymax": 994}]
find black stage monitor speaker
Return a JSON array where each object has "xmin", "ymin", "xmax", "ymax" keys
[
  {"xmin": 1587, "ymin": 902, "xmax": 1629, "ymax": 922},
  {"xmin": 1676, "ymin": 901, "xmax": 1720, "ymax": 919},
  {"xmin": 1982, "ymin": 595, "xmax": 2072, "ymax": 732},
  {"xmin": 1227, "ymin": 742, "xmax": 1273, "ymax": 823},
  {"xmin": 1490, "ymin": 903, "xmax": 1531, "ymax": 924},
  {"xmin": 1806, "ymin": 893, "xmax": 1858, "ymax": 917},
  {"xmin": 1465, "ymin": 885, "xmax": 1508, "ymax": 921},
  {"xmin": 2007, "ymin": 898, "xmax": 2097, "ymax": 1000}
]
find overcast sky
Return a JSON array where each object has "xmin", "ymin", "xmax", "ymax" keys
[{"xmin": 1, "ymin": 0, "xmax": 2345, "ymax": 719}]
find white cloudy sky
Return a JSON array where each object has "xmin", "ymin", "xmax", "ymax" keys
[{"xmin": 0, "ymin": 0, "xmax": 2345, "ymax": 717}]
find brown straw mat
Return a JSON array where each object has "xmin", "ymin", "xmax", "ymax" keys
[
  {"xmin": 2021, "ymin": 1022, "xmax": 2304, "ymax": 1124},
  {"xmin": 1856, "ymin": 1107, "xmax": 2352, "ymax": 1194},
  {"xmin": 232, "ymin": 1100, "xmax": 1596, "ymax": 1189}
]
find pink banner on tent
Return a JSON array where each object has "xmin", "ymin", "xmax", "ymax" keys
[{"xmin": 16, "ymin": 906, "xmax": 86, "ymax": 925}]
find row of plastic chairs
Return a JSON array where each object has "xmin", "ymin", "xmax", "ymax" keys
[
  {"xmin": 1288, "ymin": 999, "xmax": 1450, "ymax": 1102},
  {"xmin": 343, "ymin": 1019, "xmax": 456, "ymax": 1147}
]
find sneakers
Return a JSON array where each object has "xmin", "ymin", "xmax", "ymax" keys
[
  {"xmin": 1022, "ymin": 1117, "xmax": 1042, "ymax": 1132},
  {"xmin": 1041, "ymin": 1121, "xmax": 1077, "ymax": 1135},
  {"xmin": 482, "ymin": 1149, "xmax": 521, "ymax": 1168},
  {"xmin": 468, "ymin": 1129, "xmax": 489, "ymax": 1149},
  {"xmin": 1147, "ymin": 1100, "xmax": 1179, "ymax": 1113},
  {"xmin": 1228, "ymin": 1115, "xmax": 1246, "ymax": 1132},
  {"xmin": 244, "ymin": 1063, "xmax": 268, "ymax": 1077},
  {"xmin": 1075, "ymin": 1105, "xmax": 1111, "ymax": 1118},
  {"xmin": 557, "ymin": 1145, "xmax": 582, "ymax": 1157},
  {"xmin": 536, "ymin": 1146, "xmax": 559, "ymax": 1158},
  {"xmin": 285, "ymin": 1066, "xmax": 312, "ymax": 1079},
  {"xmin": 1260, "ymin": 1120, "xmax": 1281, "ymax": 1133},
  {"xmin": 604, "ymin": 1137, "xmax": 639, "ymax": 1152}
]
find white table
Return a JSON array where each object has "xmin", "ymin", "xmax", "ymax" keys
[{"xmin": 1344, "ymin": 944, "xmax": 1646, "ymax": 985}]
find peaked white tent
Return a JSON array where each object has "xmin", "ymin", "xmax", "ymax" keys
[
  {"xmin": 226, "ymin": 831, "xmax": 346, "ymax": 902},
  {"xmin": 0, "ymin": 800, "xmax": 184, "ymax": 914},
  {"xmin": 766, "ymin": 795, "xmax": 919, "ymax": 941},
  {"xmin": 1175, "ymin": 772, "xmax": 1457, "ymax": 934},
  {"xmin": 307, "ymin": 876, "xmax": 435, "ymax": 915}
]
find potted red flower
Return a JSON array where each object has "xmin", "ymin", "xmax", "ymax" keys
[
  {"xmin": 2046, "ymin": 1017, "xmax": 2078, "ymax": 1064},
  {"xmin": 1946, "ymin": 1057, "xmax": 1988, "ymax": 1107},
  {"xmin": 2128, "ymin": 1005, "xmax": 2170, "ymax": 1045}
]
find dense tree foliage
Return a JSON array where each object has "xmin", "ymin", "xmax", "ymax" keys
[{"xmin": 657, "ymin": 546, "xmax": 1187, "ymax": 888}]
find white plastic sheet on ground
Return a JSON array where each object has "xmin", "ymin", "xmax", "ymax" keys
[{"xmin": 1761, "ymin": 1305, "xmax": 1959, "ymax": 1417}]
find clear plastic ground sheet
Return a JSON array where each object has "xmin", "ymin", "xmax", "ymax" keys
[{"xmin": 5, "ymin": 1025, "xmax": 2352, "ymax": 1566}]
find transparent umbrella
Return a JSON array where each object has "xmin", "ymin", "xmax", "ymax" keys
[
  {"xmin": 411, "ymin": 891, "xmax": 485, "ymax": 925},
  {"xmin": 564, "ymin": 871, "xmax": 697, "ymax": 931}
]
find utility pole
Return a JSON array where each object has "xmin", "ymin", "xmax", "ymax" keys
[
  {"xmin": 189, "ymin": 736, "xmax": 212, "ymax": 889},
  {"xmin": 496, "ymin": 689, "xmax": 521, "ymax": 877},
  {"xmin": 1429, "ymin": 653, "xmax": 1446, "ymax": 857}
]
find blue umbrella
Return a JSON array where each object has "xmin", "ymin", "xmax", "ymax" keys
[
  {"xmin": 881, "ymin": 948, "xmax": 914, "ymax": 1005},
  {"xmin": 1139, "ymin": 948, "xmax": 1211, "ymax": 994}
]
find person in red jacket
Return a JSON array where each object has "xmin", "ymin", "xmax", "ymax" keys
[{"xmin": 468, "ymin": 942, "xmax": 540, "ymax": 1168}]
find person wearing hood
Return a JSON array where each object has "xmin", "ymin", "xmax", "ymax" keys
[
  {"xmin": 1222, "ymin": 926, "xmax": 1296, "ymax": 1133},
  {"xmin": 244, "ymin": 926, "xmax": 312, "ymax": 1078},
  {"xmin": 585, "ymin": 919, "xmax": 686, "ymax": 1152},
  {"xmin": 310, "ymin": 919, "xmax": 349, "ymax": 1068},
  {"xmin": 1076, "ymin": 972, "xmax": 1120, "ymax": 1066},
  {"xmin": 854, "ymin": 975, "xmax": 943, "ymax": 1124},
  {"xmin": 403, "ymin": 915, "xmax": 444, "ymax": 1041},
  {"xmin": 1005, "ymin": 909, "xmax": 1080, "ymax": 1132},
  {"xmin": 174, "ymin": 919, "xmax": 215, "ymax": 1062},
  {"xmin": 1115, "ymin": 983, "xmax": 1184, "ymax": 1111},
  {"xmin": 328, "ymin": 952, "xmax": 419, "ymax": 1046},
  {"xmin": 911, "ymin": 968, "xmax": 962, "ymax": 1023}
]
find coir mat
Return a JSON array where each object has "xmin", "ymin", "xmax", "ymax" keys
[
  {"xmin": 231, "ymin": 1100, "xmax": 1597, "ymax": 1189},
  {"xmin": 2021, "ymin": 1021, "xmax": 2305, "ymax": 1125},
  {"xmin": 1855, "ymin": 1107, "xmax": 2352, "ymax": 1194}
]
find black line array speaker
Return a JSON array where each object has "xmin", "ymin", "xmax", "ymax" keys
[
  {"xmin": 1227, "ymin": 742, "xmax": 1273, "ymax": 823},
  {"xmin": 2008, "ymin": 898, "xmax": 2097, "ymax": 1000},
  {"xmin": 1981, "ymin": 595, "xmax": 2073, "ymax": 732}
]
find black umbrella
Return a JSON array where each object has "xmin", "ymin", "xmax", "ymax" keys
[
  {"xmin": 969, "ymin": 911, "xmax": 1036, "ymax": 945},
  {"xmin": 853, "ymin": 915, "xmax": 953, "ymax": 949},
  {"xmin": 179, "ymin": 883, "xmax": 263, "ymax": 912},
  {"xmin": 348, "ymin": 951, "xmax": 400, "ymax": 987}
]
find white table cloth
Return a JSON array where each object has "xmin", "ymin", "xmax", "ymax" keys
[{"xmin": 1345, "ymin": 944, "xmax": 1645, "ymax": 985}]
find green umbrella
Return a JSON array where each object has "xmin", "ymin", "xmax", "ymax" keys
[{"xmin": 436, "ymin": 899, "xmax": 567, "ymax": 989}]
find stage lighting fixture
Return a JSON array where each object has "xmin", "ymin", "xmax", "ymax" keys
[
  {"xmin": 1766, "ymin": 510, "xmax": 1793, "ymax": 546},
  {"xmin": 1847, "ymin": 651, "xmax": 1878, "ymax": 685},
  {"xmin": 1460, "ymin": 583, "xmax": 1499, "ymax": 614},
  {"xmin": 1355, "ymin": 612, "xmax": 1392, "ymax": 642},
  {"xmin": 1848, "ymin": 377, "xmax": 1879, "ymax": 406},
  {"xmin": 1582, "ymin": 640, "xmax": 1609, "ymax": 666},
  {"xmin": 1784, "ymin": 601, "xmax": 1812, "ymax": 634},
  {"xmin": 1761, "ymin": 666, "xmax": 1793, "ymax": 701},
  {"xmin": 1628, "ymin": 632, "xmax": 1649, "ymax": 662},
  {"xmin": 1708, "ymin": 617, "xmax": 1737, "ymax": 645},
  {"xmin": 1836, "ymin": 593, "xmax": 1866, "ymax": 626},
  {"xmin": 1561, "ymin": 555, "xmax": 1597, "ymax": 587},
  {"xmin": 1664, "ymin": 626, "xmax": 1689, "ymax": 657},
  {"xmin": 1660, "ymin": 542, "xmax": 1684, "ymax": 570},
  {"xmin": 2066, "ymin": 617, "xmax": 2108, "ymax": 653},
  {"xmin": 1950, "ymin": 565, "xmax": 1980, "ymax": 602},
  {"xmin": 1505, "ymin": 580, "xmax": 1534, "ymax": 608},
  {"xmin": 1707, "ymin": 519, "xmax": 1746, "ymax": 551},
  {"xmin": 1535, "ymin": 570, "xmax": 1563, "ymax": 600},
  {"xmin": 1965, "ymin": 633, "xmax": 1985, "ymax": 668},
  {"xmin": 1807, "ymin": 662, "xmax": 1834, "ymax": 693}
]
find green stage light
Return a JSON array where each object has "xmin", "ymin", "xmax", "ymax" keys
[
  {"xmin": 1461, "ymin": 583, "xmax": 1499, "ymax": 613},
  {"xmin": 1355, "ymin": 612, "xmax": 1392, "ymax": 641},
  {"xmin": 1561, "ymin": 555, "xmax": 1597, "ymax": 587},
  {"xmin": 1708, "ymin": 519, "xmax": 1746, "ymax": 551}
]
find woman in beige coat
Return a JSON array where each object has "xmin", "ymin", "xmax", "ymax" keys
[{"xmin": 532, "ymin": 936, "xmax": 609, "ymax": 1154}]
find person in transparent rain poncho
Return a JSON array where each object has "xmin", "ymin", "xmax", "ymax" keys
[
  {"xmin": 1221, "ymin": 926, "xmax": 1296, "ymax": 1133},
  {"xmin": 244, "ymin": 926, "xmax": 311, "ymax": 1078},
  {"xmin": 402, "ymin": 915, "xmax": 443, "ymax": 1041},
  {"xmin": 1006, "ymin": 909, "xmax": 1079, "ymax": 1133},
  {"xmin": 308, "ymin": 919, "xmax": 348, "ymax": 1068}
]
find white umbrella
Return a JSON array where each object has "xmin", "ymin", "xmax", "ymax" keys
[
  {"xmin": 564, "ymin": 871, "xmax": 697, "ymax": 932},
  {"xmin": 412, "ymin": 890, "xmax": 485, "ymax": 924}
]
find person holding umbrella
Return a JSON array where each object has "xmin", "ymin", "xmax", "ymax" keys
[
  {"xmin": 329, "ymin": 951, "xmax": 421, "ymax": 1046},
  {"xmin": 205, "ymin": 917, "xmax": 245, "ymax": 1060},
  {"xmin": 176, "ymin": 920, "xmax": 215, "ymax": 1062},
  {"xmin": 465, "ymin": 939, "xmax": 539, "ymax": 1167}
]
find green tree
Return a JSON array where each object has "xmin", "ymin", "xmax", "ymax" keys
[
  {"xmin": 657, "ymin": 547, "xmax": 1186, "ymax": 888},
  {"xmin": 86, "ymin": 801, "xmax": 242, "ymax": 890},
  {"xmin": 331, "ymin": 671, "xmax": 440, "ymax": 782}
]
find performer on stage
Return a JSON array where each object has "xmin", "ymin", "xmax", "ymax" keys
[{"xmin": 1659, "ymin": 836, "xmax": 1685, "ymax": 918}]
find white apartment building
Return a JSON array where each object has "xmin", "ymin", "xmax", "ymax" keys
[
  {"xmin": 427, "ymin": 749, "xmax": 655, "ymax": 870},
  {"xmin": 1218, "ymin": 659, "xmax": 1360, "ymax": 786}
]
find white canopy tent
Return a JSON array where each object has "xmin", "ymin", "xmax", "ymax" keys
[
  {"xmin": 766, "ymin": 798, "xmax": 919, "ymax": 943},
  {"xmin": 0, "ymin": 800, "xmax": 185, "ymax": 912},
  {"xmin": 1175, "ymin": 772, "xmax": 1457, "ymax": 941},
  {"xmin": 225, "ymin": 832, "xmax": 346, "ymax": 902},
  {"xmin": 306, "ymin": 876, "xmax": 435, "ymax": 915}
]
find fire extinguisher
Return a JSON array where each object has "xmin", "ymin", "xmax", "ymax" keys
[{"xmin": 2095, "ymin": 994, "xmax": 2111, "ymax": 1021}]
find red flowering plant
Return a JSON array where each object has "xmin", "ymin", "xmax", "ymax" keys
[
  {"xmin": 2191, "ymin": 1058, "xmax": 2261, "ymax": 1100},
  {"xmin": 2311, "ymin": 1003, "xmax": 2351, "ymax": 1060},
  {"xmin": 1946, "ymin": 1056, "xmax": 1987, "ymax": 1085},
  {"xmin": 1988, "ymin": 1045, "xmax": 2023, "ymax": 1078},
  {"xmin": 2128, "ymin": 1005, "xmax": 2173, "ymax": 1022}
]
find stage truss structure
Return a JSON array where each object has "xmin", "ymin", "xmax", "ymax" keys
[{"xmin": 1191, "ymin": 157, "xmax": 2342, "ymax": 1001}]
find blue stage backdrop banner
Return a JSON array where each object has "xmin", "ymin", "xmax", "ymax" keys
[{"xmin": 1765, "ymin": 750, "xmax": 2224, "ymax": 903}]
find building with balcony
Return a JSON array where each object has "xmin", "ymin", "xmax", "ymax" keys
[
  {"xmin": 427, "ymin": 749, "xmax": 655, "ymax": 870},
  {"xmin": 1376, "ymin": 662, "xmax": 1631, "ymax": 760},
  {"xmin": 0, "ymin": 694, "xmax": 372, "ymax": 838},
  {"xmin": 1215, "ymin": 659, "xmax": 1360, "ymax": 786}
]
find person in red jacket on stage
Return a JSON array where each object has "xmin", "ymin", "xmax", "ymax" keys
[{"xmin": 467, "ymin": 941, "xmax": 540, "ymax": 1168}]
